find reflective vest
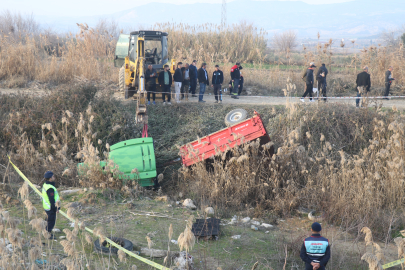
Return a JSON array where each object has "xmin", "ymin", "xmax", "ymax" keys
[
  {"xmin": 42, "ymin": 183, "xmax": 59, "ymax": 211},
  {"xmin": 304, "ymin": 234, "xmax": 329, "ymax": 263}
]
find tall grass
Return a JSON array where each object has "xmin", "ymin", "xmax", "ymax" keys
[
  {"xmin": 179, "ymin": 101, "xmax": 405, "ymax": 235},
  {"xmin": 1, "ymin": 11, "xmax": 405, "ymax": 96},
  {"xmin": 154, "ymin": 22, "xmax": 267, "ymax": 64}
]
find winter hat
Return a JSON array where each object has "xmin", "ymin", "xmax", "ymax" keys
[
  {"xmin": 311, "ymin": 222, "xmax": 322, "ymax": 232},
  {"xmin": 44, "ymin": 171, "xmax": 54, "ymax": 179}
]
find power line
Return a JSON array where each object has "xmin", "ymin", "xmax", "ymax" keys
[{"xmin": 221, "ymin": 0, "xmax": 227, "ymax": 28}]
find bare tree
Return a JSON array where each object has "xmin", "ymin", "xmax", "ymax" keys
[
  {"xmin": 380, "ymin": 29, "xmax": 401, "ymax": 47},
  {"xmin": 273, "ymin": 30, "xmax": 298, "ymax": 53},
  {"xmin": 94, "ymin": 18, "xmax": 120, "ymax": 40},
  {"xmin": 0, "ymin": 10, "xmax": 40, "ymax": 38}
]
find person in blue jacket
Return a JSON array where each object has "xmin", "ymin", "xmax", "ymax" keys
[{"xmin": 300, "ymin": 222, "xmax": 331, "ymax": 270}]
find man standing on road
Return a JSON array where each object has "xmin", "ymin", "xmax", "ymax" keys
[
  {"xmin": 181, "ymin": 63, "xmax": 191, "ymax": 101},
  {"xmin": 316, "ymin": 63, "xmax": 328, "ymax": 102},
  {"xmin": 198, "ymin": 63, "xmax": 209, "ymax": 103},
  {"xmin": 384, "ymin": 66, "xmax": 395, "ymax": 100},
  {"xmin": 356, "ymin": 66, "xmax": 371, "ymax": 108},
  {"xmin": 211, "ymin": 65, "xmax": 224, "ymax": 103},
  {"xmin": 173, "ymin": 62, "xmax": 183, "ymax": 103},
  {"xmin": 300, "ymin": 63, "xmax": 316, "ymax": 102},
  {"xmin": 300, "ymin": 222, "xmax": 330, "ymax": 270},
  {"xmin": 230, "ymin": 62, "xmax": 241, "ymax": 99},
  {"xmin": 42, "ymin": 171, "xmax": 60, "ymax": 240},
  {"xmin": 145, "ymin": 64, "xmax": 157, "ymax": 105},
  {"xmin": 189, "ymin": 60, "xmax": 198, "ymax": 97},
  {"xmin": 158, "ymin": 65, "xmax": 172, "ymax": 105}
]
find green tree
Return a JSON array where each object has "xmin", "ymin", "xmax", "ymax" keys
[{"xmin": 401, "ymin": 33, "xmax": 405, "ymax": 44}]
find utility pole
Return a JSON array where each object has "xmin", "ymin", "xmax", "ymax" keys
[{"xmin": 221, "ymin": 0, "xmax": 227, "ymax": 28}]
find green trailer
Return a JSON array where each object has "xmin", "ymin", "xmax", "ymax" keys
[{"xmin": 78, "ymin": 138, "xmax": 157, "ymax": 187}]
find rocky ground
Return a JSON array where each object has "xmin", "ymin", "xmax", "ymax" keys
[{"xmin": 3, "ymin": 185, "xmax": 400, "ymax": 269}]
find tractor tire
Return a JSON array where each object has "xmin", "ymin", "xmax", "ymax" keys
[
  {"xmin": 225, "ymin": 109, "xmax": 248, "ymax": 127},
  {"xmin": 94, "ymin": 237, "xmax": 133, "ymax": 254},
  {"xmin": 119, "ymin": 65, "xmax": 125, "ymax": 92}
]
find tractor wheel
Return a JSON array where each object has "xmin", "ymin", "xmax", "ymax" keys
[
  {"xmin": 225, "ymin": 109, "xmax": 248, "ymax": 127},
  {"xmin": 119, "ymin": 65, "xmax": 125, "ymax": 92},
  {"xmin": 94, "ymin": 237, "xmax": 133, "ymax": 254}
]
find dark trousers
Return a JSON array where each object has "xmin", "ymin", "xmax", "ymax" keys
[
  {"xmin": 181, "ymin": 80, "xmax": 190, "ymax": 99},
  {"xmin": 232, "ymin": 79, "xmax": 240, "ymax": 96},
  {"xmin": 384, "ymin": 83, "xmax": 391, "ymax": 97},
  {"xmin": 238, "ymin": 82, "xmax": 244, "ymax": 95},
  {"xmin": 213, "ymin": 84, "xmax": 222, "ymax": 101},
  {"xmin": 302, "ymin": 83, "xmax": 313, "ymax": 100},
  {"xmin": 46, "ymin": 210, "xmax": 56, "ymax": 233},
  {"xmin": 318, "ymin": 81, "xmax": 327, "ymax": 102},
  {"xmin": 146, "ymin": 84, "xmax": 156, "ymax": 101},
  {"xmin": 190, "ymin": 79, "xmax": 197, "ymax": 95},
  {"xmin": 162, "ymin": 85, "xmax": 171, "ymax": 102},
  {"xmin": 305, "ymin": 263, "xmax": 325, "ymax": 270}
]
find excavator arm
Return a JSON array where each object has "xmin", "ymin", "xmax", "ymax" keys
[{"xmin": 134, "ymin": 37, "xmax": 148, "ymax": 126}]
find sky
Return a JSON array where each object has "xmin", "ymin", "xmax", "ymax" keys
[{"xmin": 1, "ymin": 0, "xmax": 352, "ymax": 17}]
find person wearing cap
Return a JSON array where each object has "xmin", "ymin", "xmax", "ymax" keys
[
  {"xmin": 300, "ymin": 222, "xmax": 330, "ymax": 270},
  {"xmin": 211, "ymin": 65, "xmax": 224, "ymax": 103},
  {"xmin": 300, "ymin": 63, "xmax": 316, "ymax": 102},
  {"xmin": 230, "ymin": 62, "xmax": 241, "ymax": 99},
  {"xmin": 356, "ymin": 66, "xmax": 371, "ymax": 108},
  {"xmin": 42, "ymin": 171, "xmax": 61, "ymax": 239}
]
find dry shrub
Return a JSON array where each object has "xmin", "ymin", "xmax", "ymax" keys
[
  {"xmin": 0, "ymin": 16, "xmax": 116, "ymax": 84},
  {"xmin": 177, "ymin": 216, "xmax": 195, "ymax": 252},
  {"xmin": 180, "ymin": 102, "xmax": 405, "ymax": 233},
  {"xmin": 156, "ymin": 22, "xmax": 267, "ymax": 64},
  {"xmin": 0, "ymin": 85, "xmax": 137, "ymax": 188}
]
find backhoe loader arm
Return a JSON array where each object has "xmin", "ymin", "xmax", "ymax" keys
[{"xmin": 135, "ymin": 37, "xmax": 148, "ymax": 125}]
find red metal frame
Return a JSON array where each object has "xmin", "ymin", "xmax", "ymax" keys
[{"xmin": 179, "ymin": 111, "xmax": 272, "ymax": 167}]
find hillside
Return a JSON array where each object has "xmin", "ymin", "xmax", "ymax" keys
[{"xmin": 37, "ymin": 0, "xmax": 405, "ymax": 37}]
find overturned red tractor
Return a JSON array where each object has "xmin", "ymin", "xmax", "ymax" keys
[{"xmin": 179, "ymin": 109, "xmax": 274, "ymax": 167}]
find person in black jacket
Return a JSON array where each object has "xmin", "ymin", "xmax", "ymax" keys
[
  {"xmin": 158, "ymin": 65, "xmax": 172, "ymax": 105},
  {"xmin": 173, "ymin": 62, "xmax": 183, "ymax": 103},
  {"xmin": 384, "ymin": 66, "xmax": 395, "ymax": 100},
  {"xmin": 316, "ymin": 63, "xmax": 328, "ymax": 102},
  {"xmin": 145, "ymin": 64, "xmax": 157, "ymax": 105},
  {"xmin": 300, "ymin": 63, "xmax": 316, "ymax": 102},
  {"xmin": 356, "ymin": 66, "xmax": 371, "ymax": 107},
  {"xmin": 197, "ymin": 63, "xmax": 209, "ymax": 102},
  {"xmin": 189, "ymin": 60, "xmax": 198, "ymax": 97},
  {"xmin": 211, "ymin": 65, "xmax": 224, "ymax": 103},
  {"xmin": 300, "ymin": 222, "xmax": 331, "ymax": 270},
  {"xmin": 230, "ymin": 62, "xmax": 241, "ymax": 99}
]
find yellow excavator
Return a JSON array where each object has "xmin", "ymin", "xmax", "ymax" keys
[{"xmin": 114, "ymin": 30, "xmax": 176, "ymax": 126}]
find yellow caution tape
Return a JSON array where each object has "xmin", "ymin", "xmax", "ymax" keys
[
  {"xmin": 8, "ymin": 156, "xmax": 170, "ymax": 270},
  {"xmin": 383, "ymin": 258, "xmax": 404, "ymax": 269}
]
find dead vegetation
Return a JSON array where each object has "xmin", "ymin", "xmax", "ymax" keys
[{"xmin": 179, "ymin": 101, "xmax": 405, "ymax": 237}]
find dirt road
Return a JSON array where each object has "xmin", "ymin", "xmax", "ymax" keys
[
  {"xmin": 113, "ymin": 91, "xmax": 405, "ymax": 109},
  {"xmin": 2, "ymin": 87, "xmax": 404, "ymax": 110}
]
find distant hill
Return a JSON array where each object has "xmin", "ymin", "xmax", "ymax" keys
[{"xmin": 38, "ymin": 0, "xmax": 405, "ymax": 38}]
